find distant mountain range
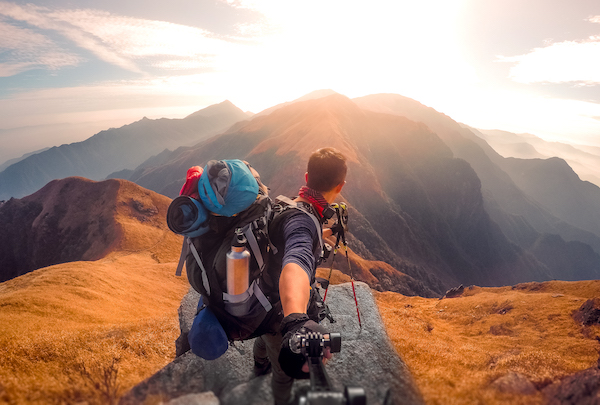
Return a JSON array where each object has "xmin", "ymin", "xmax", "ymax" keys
[
  {"xmin": 473, "ymin": 128, "xmax": 600, "ymax": 187},
  {"xmin": 107, "ymin": 94, "xmax": 597, "ymax": 294},
  {"xmin": 351, "ymin": 94, "xmax": 600, "ymax": 278},
  {"xmin": 0, "ymin": 101, "xmax": 251, "ymax": 200},
  {"xmin": 3, "ymin": 91, "xmax": 600, "ymax": 295},
  {"xmin": 0, "ymin": 147, "xmax": 51, "ymax": 172}
]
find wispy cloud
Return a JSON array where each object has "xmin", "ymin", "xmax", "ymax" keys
[
  {"xmin": 0, "ymin": 1, "xmax": 245, "ymax": 76},
  {"xmin": 0, "ymin": 2, "xmax": 143, "ymax": 73},
  {"xmin": 498, "ymin": 16, "xmax": 600, "ymax": 85},
  {"xmin": 0, "ymin": 20, "xmax": 82, "ymax": 77}
]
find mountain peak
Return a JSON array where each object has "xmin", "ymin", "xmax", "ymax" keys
[
  {"xmin": 185, "ymin": 100, "xmax": 249, "ymax": 119},
  {"xmin": 294, "ymin": 89, "xmax": 340, "ymax": 102},
  {"xmin": 0, "ymin": 177, "xmax": 178, "ymax": 282},
  {"xmin": 254, "ymin": 89, "xmax": 344, "ymax": 117}
]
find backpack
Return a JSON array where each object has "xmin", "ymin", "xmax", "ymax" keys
[{"xmin": 167, "ymin": 159, "xmax": 326, "ymax": 347}]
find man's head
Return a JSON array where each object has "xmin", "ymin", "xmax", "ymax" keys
[{"xmin": 306, "ymin": 147, "xmax": 347, "ymax": 193}]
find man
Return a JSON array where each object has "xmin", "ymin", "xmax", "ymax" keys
[{"xmin": 253, "ymin": 147, "xmax": 347, "ymax": 405}]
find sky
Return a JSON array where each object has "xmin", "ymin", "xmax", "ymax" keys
[{"xmin": 0, "ymin": 0, "xmax": 599, "ymax": 164}]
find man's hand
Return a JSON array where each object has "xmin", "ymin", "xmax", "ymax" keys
[
  {"xmin": 329, "ymin": 221, "xmax": 345, "ymax": 237},
  {"xmin": 279, "ymin": 313, "xmax": 333, "ymax": 379}
]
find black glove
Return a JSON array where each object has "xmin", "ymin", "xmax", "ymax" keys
[
  {"xmin": 329, "ymin": 221, "xmax": 344, "ymax": 236},
  {"xmin": 278, "ymin": 313, "xmax": 327, "ymax": 379}
]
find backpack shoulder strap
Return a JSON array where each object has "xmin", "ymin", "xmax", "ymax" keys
[
  {"xmin": 174, "ymin": 236, "xmax": 212, "ymax": 297},
  {"xmin": 275, "ymin": 195, "xmax": 323, "ymax": 253},
  {"xmin": 240, "ymin": 196, "xmax": 275, "ymax": 271}
]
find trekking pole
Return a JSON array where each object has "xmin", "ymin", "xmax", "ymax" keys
[
  {"xmin": 338, "ymin": 203, "xmax": 362, "ymax": 329},
  {"xmin": 323, "ymin": 204, "xmax": 342, "ymax": 303}
]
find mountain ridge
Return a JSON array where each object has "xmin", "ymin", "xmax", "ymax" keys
[
  {"xmin": 5, "ymin": 90, "xmax": 600, "ymax": 291},
  {"xmin": 353, "ymin": 93, "xmax": 600, "ymax": 271},
  {"xmin": 0, "ymin": 101, "xmax": 250, "ymax": 200},
  {"xmin": 125, "ymin": 94, "xmax": 558, "ymax": 294},
  {"xmin": 0, "ymin": 176, "xmax": 180, "ymax": 282}
]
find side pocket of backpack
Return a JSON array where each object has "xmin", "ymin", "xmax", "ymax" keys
[{"xmin": 220, "ymin": 279, "xmax": 273, "ymax": 339}]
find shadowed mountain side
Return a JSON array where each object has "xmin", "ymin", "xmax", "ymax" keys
[
  {"xmin": 119, "ymin": 283, "xmax": 424, "ymax": 405},
  {"xmin": 0, "ymin": 147, "xmax": 51, "ymax": 172},
  {"xmin": 352, "ymin": 96, "xmax": 569, "ymax": 235},
  {"xmin": 0, "ymin": 176, "xmax": 179, "ymax": 283},
  {"xmin": 500, "ymin": 157, "xmax": 600, "ymax": 239},
  {"xmin": 353, "ymin": 93, "xmax": 600, "ymax": 271},
  {"xmin": 128, "ymin": 95, "xmax": 549, "ymax": 295},
  {"xmin": 321, "ymin": 235, "xmax": 436, "ymax": 297},
  {"xmin": 0, "ymin": 101, "xmax": 250, "ymax": 200}
]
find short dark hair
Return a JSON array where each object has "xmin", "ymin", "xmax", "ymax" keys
[{"xmin": 306, "ymin": 147, "xmax": 347, "ymax": 192}]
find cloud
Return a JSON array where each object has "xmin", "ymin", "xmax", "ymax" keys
[
  {"xmin": 0, "ymin": 1, "xmax": 247, "ymax": 76},
  {"xmin": 0, "ymin": 2, "xmax": 144, "ymax": 73},
  {"xmin": 498, "ymin": 16, "xmax": 600, "ymax": 85},
  {"xmin": 48, "ymin": 9, "xmax": 230, "ymax": 56},
  {"xmin": 0, "ymin": 20, "xmax": 82, "ymax": 76}
]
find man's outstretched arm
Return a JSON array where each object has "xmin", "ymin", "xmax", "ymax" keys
[{"xmin": 279, "ymin": 262, "xmax": 311, "ymax": 316}]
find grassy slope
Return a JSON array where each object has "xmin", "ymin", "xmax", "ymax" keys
[
  {"xmin": 0, "ymin": 178, "xmax": 190, "ymax": 404},
  {"xmin": 375, "ymin": 280, "xmax": 600, "ymax": 405},
  {"xmin": 1, "ymin": 243, "xmax": 598, "ymax": 404},
  {"xmin": 0, "ymin": 252, "xmax": 189, "ymax": 405}
]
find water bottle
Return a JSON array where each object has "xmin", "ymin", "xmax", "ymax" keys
[{"xmin": 226, "ymin": 229, "xmax": 250, "ymax": 295}]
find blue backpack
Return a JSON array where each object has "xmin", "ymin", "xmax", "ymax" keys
[{"xmin": 167, "ymin": 159, "xmax": 325, "ymax": 359}]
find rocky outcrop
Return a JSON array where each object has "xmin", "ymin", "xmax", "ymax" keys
[
  {"xmin": 573, "ymin": 298, "xmax": 600, "ymax": 326},
  {"xmin": 491, "ymin": 372, "xmax": 537, "ymax": 395},
  {"xmin": 120, "ymin": 282, "xmax": 424, "ymax": 405},
  {"xmin": 543, "ymin": 367, "xmax": 600, "ymax": 404}
]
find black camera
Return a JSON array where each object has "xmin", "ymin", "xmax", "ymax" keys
[{"xmin": 294, "ymin": 332, "xmax": 367, "ymax": 405}]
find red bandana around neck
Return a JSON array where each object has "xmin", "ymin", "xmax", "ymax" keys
[{"xmin": 298, "ymin": 186, "xmax": 329, "ymax": 218}]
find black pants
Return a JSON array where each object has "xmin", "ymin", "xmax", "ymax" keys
[{"xmin": 254, "ymin": 332, "xmax": 294, "ymax": 405}]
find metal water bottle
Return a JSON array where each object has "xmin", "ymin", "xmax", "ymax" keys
[{"xmin": 226, "ymin": 229, "xmax": 250, "ymax": 295}]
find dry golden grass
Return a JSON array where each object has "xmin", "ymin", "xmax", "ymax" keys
[
  {"xmin": 0, "ymin": 179, "xmax": 189, "ymax": 404},
  {"xmin": 0, "ymin": 252, "xmax": 189, "ymax": 405},
  {"xmin": 375, "ymin": 281, "xmax": 600, "ymax": 405},
  {"xmin": 5, "ymin": 256, "xmax": 600, "ymax": 405}
]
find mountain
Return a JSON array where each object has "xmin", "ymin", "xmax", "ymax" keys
[
  {"xmin": 473, "ymin": 128, "xmax": 600, "ymax": 187},
  {"xmin": 9, "ymin": 90, "xmax": 599, "ymax": 292},
  {"xmin": 254, "ymin": 89, "xmax": 340, "ymax": 117},
  {"xmin": 0, "ymin": 147, "xmax": 51, "ymax": 172},
  {"xmin": 125, "ymin": 94, "xmax": 564, "ymax": 295},
  {"xmin": 0, "ymin": 101, "xmax": 251, "ymax": 200},
  {"xmin": 353, "ymin": 93, "xmax": 600, "ymax": 268},
  {"xmin": 0, "ymin": 176, "xmax": 189, "ymax": 405},
  {"xmin": 499, "ymin": 157, "xmax": 600, "ymax": 237},
  {"xmin": 0, "ymin": 176, "xmax": 180, "ymax": 282}
]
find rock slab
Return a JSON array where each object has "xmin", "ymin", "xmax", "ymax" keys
[{"xmin": 120, "ymin": 282, "xmax": 424, "ymax": 405}]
